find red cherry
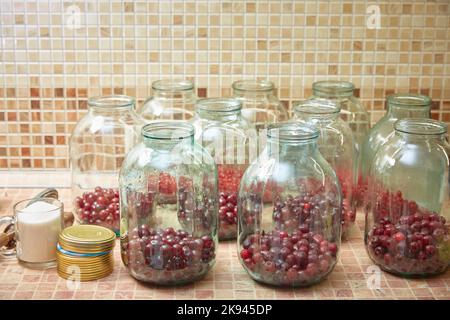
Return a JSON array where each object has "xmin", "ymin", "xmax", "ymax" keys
[
  {"xmin": 393, "ymin": 232, "xmax": 406, "ymax": 242},
  {"xmin": 240, "ymin": 249, "xmax": 251, "ymax": 260}
]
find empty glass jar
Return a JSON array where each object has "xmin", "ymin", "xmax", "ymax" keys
[
  {"xmin": 232, "ymin": 80, "xmax": 288, "ymax": 131},
  {"xmin": 70, "ymin": 95, "xmax": 144, "ymax": 234},
  {"xmin": 364, "ymin": 119, "xmax": 450, "ymax": 276},
  {"xmin": 119, "ymin": 122, "xmax": 218, "ymax": 285},
  {"xmin": 293, "ymin": 99, "xmax": 357, "ymax": 238},
  {"xmin": 311, "ymin": 80, "xmax": 370, "ymax": 150},
  {"xmin": 191, "ymin": 98, "xmax": 254, "ymax": 240},
  {"xmin": 358, "ymin": 94, "xmax": 431, "ymax": 207},
  {"xmin": 138, "ymin": 79, "xmax": 197, "ymax": 121},
  {"xmin": 238, "ymin": 123, "xmax": 342, "ymax": 287}
]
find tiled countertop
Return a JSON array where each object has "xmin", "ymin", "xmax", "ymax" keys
[{"xmin": 0, "ymin": 187, "xmax": 449, "ymax": 300}]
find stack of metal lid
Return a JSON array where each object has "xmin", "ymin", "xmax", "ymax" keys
[{"xmin": 57, "ymin": 225, "xmax": 116, "ymax": 281}]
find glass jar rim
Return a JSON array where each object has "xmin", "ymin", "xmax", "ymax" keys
[
  {"xmin": 394, "ymin": 119, "xmax": 447, "ymax": 136},
  {"xmin": 267, "ymin": 122, "xmax": 319, "ymax": 141},
  {"xmin": 152, "ymin": 79, "xmax": 194, "ymax": 92},
  {"xmin": 142, "ymin": 121, "xmax": 195, "ymax": 140},
  {"xmin": 88, "ymin": 95, "xmax": 135, "ymax": 109},
  {"xmin": 312, "ymin": 80, "xmax": 354, "ymax": 96},
  {"xmin": 293, "ymin": 99, "xmax": 341, "ymax": 116},
  {"xmin": 387, "ymin": 93, "xmax": 432, "ymax": 108},
  {"xmin": 232, "ymin": 79, "xmax": 274, "ymax": 92},
  {"xmin": 196, "ymin": 98, "xmax": 242, "ymax": 113}
]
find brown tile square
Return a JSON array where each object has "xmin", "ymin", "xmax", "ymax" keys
[{"xmin": 54, "ymin": 88, "xmax": 64, "ymax": 97}]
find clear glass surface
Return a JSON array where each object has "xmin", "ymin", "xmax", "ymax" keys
[
  {"xmin": 70, "ymin": 95, "xmax": 144, "ymax": 234},
  {"xmin": 293, "ymin": 99, "xmax": 357, "ymax": 238},
  {"xmin": 238, "ymin": 123, "xmax": 342, "ymax": 287},
  {"xmin": 139, "ymin": 79, "xmax": 197, "ymax": 121},
  {"xmin": 119, "ymin": 122, "xmax": 218, "ymax": 285},
  {"xmin": 364, "ymin": 119, "xmax": 450, "ymax": 276}
]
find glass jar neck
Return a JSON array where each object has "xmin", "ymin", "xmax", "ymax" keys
[
  {"xmin": 89, "ymin": 105, "xmax": 135, "ymax": 115},
  {"xmin": 195, "ymin": 98, "xmax": 242, "ymax": 122},
  {"xmin": 386, "ymin": 94, "xmax": 431, "ymax": 119},
  {"xmin": 296, "ymin": 112, "xmax": 340, "ymax": 124},
  {"xmin": 395, "ymin": 132, "xmax": 445, "ymax": 143},
  {"xmin": 151, "ymin": 80, "xmax": 195, "ymax": 101},
  {"xmin": 387, "ymin": 106, "xmax": 430, "ymax": 119},
  {"xmin": 266, "ymin": 123, "xmax": 320, "ymax": 157},
  {"xmin": 233, "ymin": 89, "xmax": 272, "ymax": 99},
  {"xmin": 88, "ymin": 95, "xmax": 136, "ymax": 115},
  {"xmin": 196, "ymin": 109, "xmax": 241, "ymax": 122},
  {"xmin": 152, "ymin": 88, "xmax": 195, "ymax": 100},
  {"xmin": 142, "ymin": 122, "xmax": 195, "ymax": 150},
  {"xmin": 394, "ymin": 119, "xmax": 446, "ymax": 143},
  {"xmin": 312, "ymin": 81, "xmax": 354, "ymax": 99},
  {"xmin": 143, "ymin": 135, "xmax": 194, "ymax": 150},
  {"xmin": 267, "ymin": 137, "xmax": 318, "ymax": 157},
  {"xmin": 232, "ymin": 80, "xmax": 274, "ymax": 99}
]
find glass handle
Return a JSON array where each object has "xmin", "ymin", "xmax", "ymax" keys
[{"xmin": 0, "ymin": 216, "xmax": 16, "ymax": 258}]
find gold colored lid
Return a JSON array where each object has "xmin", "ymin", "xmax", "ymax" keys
[
  {"xmin": 60, "ymin": 225, "xmax": 116, "ymax": 245},
  {"xmin": 58, "ymin": 240, "xmax": 115, "ymax": 254}
]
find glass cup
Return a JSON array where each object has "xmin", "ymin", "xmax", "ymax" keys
[{"xmin": 0, "ymin": 197, "xmax": 64, "ymax": 269}]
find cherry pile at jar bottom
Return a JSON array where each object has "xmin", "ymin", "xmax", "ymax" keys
[
  {"xmin": 74, "ymin": 186, "xmax": 120, "ymax": 233},
  {"xmin": 121, "ymin": 225, "xmax": 215, "ymax": 284},
  {"xmin": 239, "ymin": 228, "xmax": 338, "ymax": 286},
  {"xmin": 217, "ymin": 165, "xmax": 244, "ymax": 240},
  {"xmin": 366, "ymin": 190, "xmax": 450, "ymax": 275}
]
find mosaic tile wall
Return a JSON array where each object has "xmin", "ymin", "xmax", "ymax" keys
[{"xmin": 0, "ymin": 0, "xmax": 449, "ymax": 169}]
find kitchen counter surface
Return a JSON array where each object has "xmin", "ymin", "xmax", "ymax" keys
[{"xmin": 0, "ymin": 187, "xmax": 449, "ymax": 300}]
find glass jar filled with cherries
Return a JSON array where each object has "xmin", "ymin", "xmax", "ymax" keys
[
  {"xmin": 293, "ymin": 99, "xmax": 357, "ymax": 238},
  {"xmin": 119, "ymin": 122, "xmax": 218, "ymax": 285},
  {"xmin": 365, "ymin": 119, "xmax": 450, "ymax": 276},
  {"xmin": 238, "ymin": 123, "xmax": 342, "ymax": 287},
  {"xmin": 191, "ymin": 98, "xmax": 254, "ymax": 240},
  {"xmin": 232, "ymin": 80, "xmax": 288, "ymax": 131},
  {"xmin": 70, "ymin": 95, "xmax": 144, "ymax": 234},
  {"xmin": 358, "ymin": 94, "xmax": 431, "ymax": 208},
  {"xmin": 138, "ymin": 79, "xmax": 197, "ymax": 121}
]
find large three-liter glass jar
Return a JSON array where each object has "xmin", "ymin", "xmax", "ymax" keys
[
  {"xmin": 238, "ymin": 123, "xmax": 342, "ymax": 287},
  {"xmin": 119, "ymin": 122, "xmax": 218, "ymax": 285},
  {"xmin": 138, "ymin": 79, "xmax": 197, "ymax": 121},
  {"xmin": 358, "ymin": 94, "xmax": 431, "ymax": 207},
  {"xmin": 310, "ymin": 80, "xmax": 370, "ymax": 150},
  {"xmin": 70, "ymin": 96, "xmax": 144, "ymax": 235},
  {"xmin": 232, "ymin": 80, "xmax": 289, "ymax": 131},
  {"xmin": 191, "ymin": 98, "xmax": 254, "ymax": 240},
  {"xmin": 293, "ymin": 100, "xmax": 357, "ymax": 238},
  {"xmin": 365, "ymin": 119, "xmax": 450, "ymax": 276}
]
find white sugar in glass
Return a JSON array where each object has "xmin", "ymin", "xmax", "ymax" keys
[{"xmin": 14, "ymin": 198, "xmax": 63, "ymax": 269}]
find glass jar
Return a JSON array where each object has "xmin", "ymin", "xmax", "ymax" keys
[
  {"xmin": 293, "ymin": 99, "xmax": 357, "ymax": 238},
  {"xmin": 138, "ymin": 79, "xmax": 197, "ymax": 121},
  {"xmin": 70, "ymin": 96, "xmax": 144, "ymax": 234},
  {"xmin": 232, "ymin": 80, "xmax": 288, "ymax": 131},
  {"xmin": 191, "ymin": 98, "xmax": 254, "ymax": 240},
  {"xmin": 358, "ymin": 94, "xmax": 431, "ymax": 207},
  {"xmin": 364, "ymin": 119, "xmax": 450, "ymax": 276},
  {"xmin": 119, "ymin": 121, "xmax": 218, "ymax": 285},
  {"xmin": 238, "ymin": 123, "xmax": 342, "ymax": 287},
  {"xmin": 311, "ymin": 80, "xmax": 370, "ymax": 150}
]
